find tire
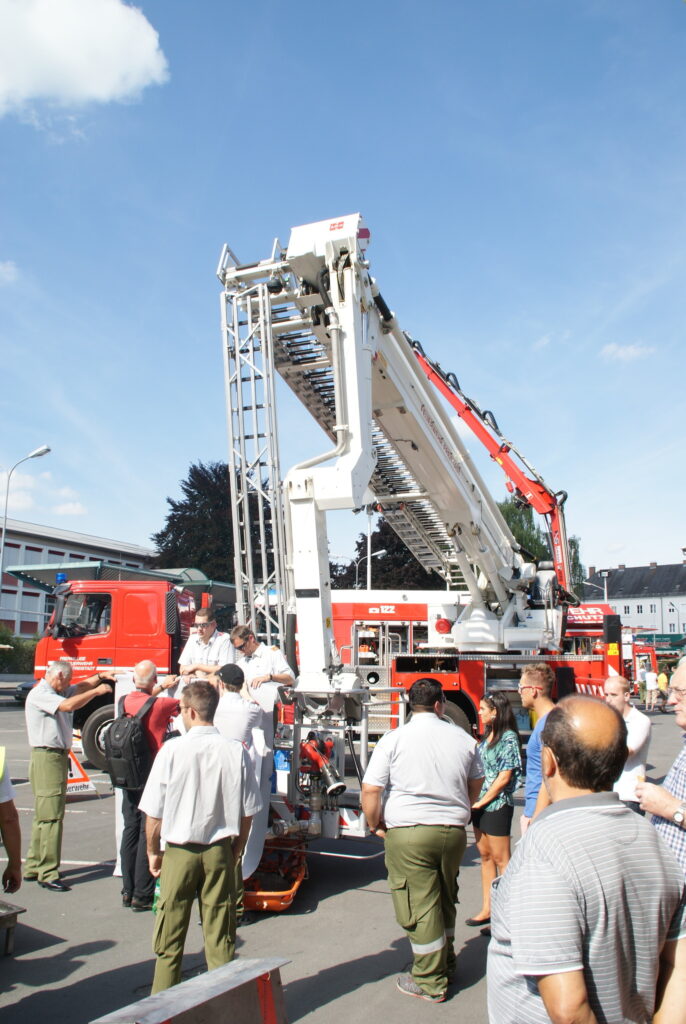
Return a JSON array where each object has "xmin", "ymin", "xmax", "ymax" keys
[
  {"xmin": 81, "ymin": 704, "xmax": 115, "ymax": 770},
  {"xmin": 442, "ymin": 701, "xmax": 472, "ymax": 734}
]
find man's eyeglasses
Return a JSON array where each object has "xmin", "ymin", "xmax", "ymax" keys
[
  {"xmin": 233, "ymin": 640, "xmax": 247, "ymax": 650},
  {"xmin": 194, "ymin": 622, "xmax": 213, "ymax": 629},
  {"xmin": 668, "ymin": 686, "xmax": 686, "ymax": 702}
]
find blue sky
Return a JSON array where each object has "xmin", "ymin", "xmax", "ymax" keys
[{"xmin": 1, "ymin": 0, "xmax": 685, "ymax": 577}]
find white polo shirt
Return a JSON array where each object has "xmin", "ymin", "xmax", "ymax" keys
[
  {"xmin": 179, "ymin": 629, "xmax": 234, "ymax": 671},
  {"xmin": 615, "ymin": 705, "xmax": 651, "ymax": 802},
  {"xmin": 237, "ymin": 642, "xmax": 294, "ymax": 688},
  {"xmin": 363, "ymin": 713, "xmax": 484, "ymax": 828},
  {"xmin": 25, "ymin": 680, "xmax": 76, "ymax": 749},
  {"xmin": 139, "ymin": 726, "xmax": 262, "ymax": 845}
]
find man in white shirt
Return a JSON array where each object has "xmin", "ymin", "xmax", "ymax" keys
[
  {"xmin": 229, "ymin": 625, "xmax": 295, "ymax": 879},
  {"xmin": 646, "ymin": 667, "xmax": 659, "ymax": 712},
  {"xmin": 362, "ymin": 679, "xmax": 484, "ymax": 1003},
  {"xmin": 140, "ymin": 680, "xmax": 262, "ymax": 993},
  {"xmin": 178, "ymin": 607, "xmax": 233, "ymax": 686},
  {"xmin": 213, "ymin": 662, "xmax": 262, "ymax": 931},
  {"xmin": 603, "ymin": 676, "xmax": 651, "ymax": 813},
  {"xmin": 229, "ymin": 624, "xmax": 294, "ymax": 691},
  {"xmin": 24, "ymin": 659, "xmax": 113, "ymax": 891}
]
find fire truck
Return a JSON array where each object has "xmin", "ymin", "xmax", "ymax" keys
[{"xmin": 216, "ymin": 212, "xmax": 623, "ymax": 855}]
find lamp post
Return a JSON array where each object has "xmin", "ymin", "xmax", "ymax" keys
[
  {"xmin": 583, "ymin": 572, "xmax": 609, "ymax": 603},
  {"xmin": 355, "ymin": 548, "xmax": 387, "ymax": 590},
  {"xmin": 0, "ymin": 446, "xmax": 51, "ymax": 614}
]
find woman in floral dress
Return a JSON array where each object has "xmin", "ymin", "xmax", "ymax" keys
[{"xmin": 465, "ymin": 691, "xmax": 522, "ymax": 931}]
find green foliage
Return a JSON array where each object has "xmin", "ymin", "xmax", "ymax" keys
[
  {"xmin": 496, "ymin": 497, "xmax": 550, "ymax": 560},
  {"xmin": 331, "ymin": 518, "xmax": 440, "ymax": 590},
  {"xmin": 152, "ymin": 461, "xmax": 234, "ymax": 580},
  {"xmin": 497, "ymin": 497, "xmax": 585, "ymax": 594},
  {"xmin": 0, "ymin": 623, "xmax": 38, "ymax": 674},
  {"xmin": 568, "ymin": 535, "xmax": 585, "ymax": 594},
  {"xmin": 151, "ymin": 460, "xmax": 271, "ymax": 584}
]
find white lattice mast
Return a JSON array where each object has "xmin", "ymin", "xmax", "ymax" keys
[{"xmin": 218, "ymin": 242, "xmax": 289, "ymax": 646}]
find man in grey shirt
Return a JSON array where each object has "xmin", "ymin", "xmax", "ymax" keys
[
  {"xmin": 488, "ymin": 695, "xmax": 686, "ymax": 1024},
  {"xmin": 24, "ymin": 659, "xmax": 113, "ymax": 891}
]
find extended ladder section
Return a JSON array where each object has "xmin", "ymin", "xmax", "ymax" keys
[{"xmin": 218, "ymin": 215, "xmax": 567, "ymax": 689}]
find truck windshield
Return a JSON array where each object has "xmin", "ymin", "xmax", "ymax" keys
[{"xmin": 58, "ymin": 593, "xmax": 111, "ymax": 637}]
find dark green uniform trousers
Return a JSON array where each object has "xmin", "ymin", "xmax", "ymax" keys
[
  {"xmin": 385, "ymin": 824, "xmax": 467, "ymax": 998},
  {"xmin": 151, "ymin": 837, "xmax": 236, "ymax": 993},
  {"xmin": 25, "ymin": 747, "xmax": 68, "ymax": 883}
]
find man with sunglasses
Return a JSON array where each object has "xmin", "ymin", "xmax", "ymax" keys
[
  {"xmin": 518, "ymin": 664, "xmax": 555, "ymax": 834},
  {"xmin": 229, "ymin": 625, "xmax": 294, "ymax": 690},
  {"xmin": 178, "ymin": 607, "xmax": 233, "ymax": 686},
  {"xmin": 637, "ymin": 662, "xmax": 686, "ymax": 874}
]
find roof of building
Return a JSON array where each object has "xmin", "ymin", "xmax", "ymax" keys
[
  {"xmin": 583, "ymin": 563, "xmax": 686, "ymax": 600},
  {"xmin": 5, "ymin": 517, "xmax": 154, "ymax": 559}
]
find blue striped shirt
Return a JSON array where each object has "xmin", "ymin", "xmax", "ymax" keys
[{"xmin": 653, "ymin": 738, "xmax": 686, "ymax": 876}]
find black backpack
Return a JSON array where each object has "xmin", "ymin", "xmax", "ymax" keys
[{"xmin": 104, "ymin": 695, "xmax": 156, "ymax": 790}]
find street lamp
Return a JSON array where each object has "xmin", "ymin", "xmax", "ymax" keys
[
  {"xmin": 355, "ymin": 548, "xmax": 387, "ymax": 590},
  {"xmin": 0, "ymin": 445, "xmax": 51, "ymax": 608},
  {"xmin": 583, "ymin": 570, "xmax": 609, "ymax": 603}
]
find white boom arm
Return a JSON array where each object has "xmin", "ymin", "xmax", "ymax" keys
[{"xmin": 219, "ymin": 214, "xmax": 564, "ymax": 693}]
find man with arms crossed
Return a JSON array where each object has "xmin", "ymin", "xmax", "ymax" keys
[
  {"xmin": 362, "ymin": 679, "xmax": 484, "ymax": 1003},
  {"xmin": 24, "ymin": 659, "xmax": 113, "ymax": 891},
  {"xmin": 488, "ymin": 695, "xmax": 686, "ymax": 1024},
  {"xmin": 178, "ymin": 607, "xmax": 233, "ymax": 685},
  {"xmin": 603, "ymin": 675, "xmax": 651, "ymax": 813},
  {"xmin": 140, "ymin": 680, "xmax": 261, "ymax": 993}
]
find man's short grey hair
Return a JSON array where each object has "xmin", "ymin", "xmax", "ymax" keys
[
  {"xmin": 46, "ymin": 659, "xmax": 73, "ymax": 681},
  {"xmin": 134, "ymin": 660, "xmax": 157, "ymax": 686}
]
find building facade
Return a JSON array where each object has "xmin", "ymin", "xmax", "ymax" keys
[
  {"xmin": 583, "ymin": 560, "xmax": 686, "ymax": 637},
  {"xmin": 0, "ymin": 518, "xmax": 154, "ymax": 636}
]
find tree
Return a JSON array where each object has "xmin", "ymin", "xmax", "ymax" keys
[
  {"xmin": 496, "ymin": 497, "xmax": 549, "ymax": 561},
  {"xmin": 331, "ymin": 518, "xmax": 441, "ymax": 590},
  {"xmin": 497, "ymin": 497, "xmax": 585, "ymax": 593},
  {"xmin": 152, "ymin": 462, "xmax": 234, "ymax": 580},
  {"xmin": 568, "ymin": 535, "xmax": 586, "ymax": 594}
]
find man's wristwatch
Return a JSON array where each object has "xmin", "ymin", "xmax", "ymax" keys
[{"xmin": 672, "ymin": 804, "xmax": 686, "ymax": 827}]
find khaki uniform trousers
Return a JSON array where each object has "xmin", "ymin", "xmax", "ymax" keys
[
  {"xmin": 385, "ymin": 824, "xmax": 467, "ymax": 998},
  {"xmin": 151, "ymin": 837, "xmax": 236, "ymax": 994},
  {"xmin": 25, "ymin": 747, "xmax": 69, "ymax": 883}
]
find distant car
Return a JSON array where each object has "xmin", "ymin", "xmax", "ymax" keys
[{"xmin": 13, "ymin": 680, "xmax": 35, "ymax": 704}]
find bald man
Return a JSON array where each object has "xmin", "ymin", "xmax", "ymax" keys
[
  {"xmin": 638, "ymin": 661, "xmax": 686, "ymax": 876},
  {"xmin": 487, "ymin": 695, "xmax": 686, "ymax": 1024},
  {"xmin": 118, "ymin": 660, "xmax": 179, "ymax": 911}
]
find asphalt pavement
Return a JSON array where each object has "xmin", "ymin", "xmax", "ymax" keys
[{"xmin": 0, "ymin": 687, "xmax": 682, "ymax": 1023}]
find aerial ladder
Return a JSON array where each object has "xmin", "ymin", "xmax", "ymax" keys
[{"xmin": 217, "ymin": 214, "xmax": 578, "ymax": 847}]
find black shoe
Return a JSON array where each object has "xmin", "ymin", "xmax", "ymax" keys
[
  {"xmin": 23, "ymin": 874, "xmax": 38, "ymax": 882},
  {"xmin": 131, "ymin": 897, "xmax": 153, "ymax": 912},
  {"xmin": 122, "ymin": 891, "xmax": 132, "ymax": 908},
  {"xmin": 465, "ymin": 916, "xmax": 490, "ymax": 926},
  {"xmin": 39, "ymin": 879, "xmax": 71, "ymax": 892}
]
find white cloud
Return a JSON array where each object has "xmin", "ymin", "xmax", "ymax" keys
[
  {"xmin": 532, "ymin": 333, "xmax": 551, "ymax": 351},
  {"xmin": 600, "ymin": 342, "xmax": 655, "ymax": 363},
  {"xmin": 0, "ymin": 0, "xmax": 169, "ymax": 119},
  {"xmin": 0, "ymin": 260, "xmax": 18, "ymax": 285},
  {"xmin": 53, "ymin": 501, "xmax": 87, "ymax": 516},
  {"xmin": 57, "ymin": 485, "xmax": 79, "ymax": 499}
]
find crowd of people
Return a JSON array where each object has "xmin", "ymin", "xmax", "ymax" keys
[{"xmin": 2, "ymin": 622, "xmax": 686, "ymax": 1020}]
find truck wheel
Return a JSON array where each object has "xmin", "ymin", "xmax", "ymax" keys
[
  {"xmin": 81, "ymin": 705, "xmax": 114, "ymax": 770},
  {"xmin": 443, "ymin": 701, "xmax": 472, "ymax": 734}
]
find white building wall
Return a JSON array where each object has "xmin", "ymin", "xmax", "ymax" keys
[{"xmin": 0, "ymin": 519, "xmax": 154, "ymax": 637}]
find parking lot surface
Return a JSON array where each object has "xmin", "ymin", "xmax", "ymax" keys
[{"xmin": 0, "ymin": 689, "xmax": 681, "ymax": 1022}]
